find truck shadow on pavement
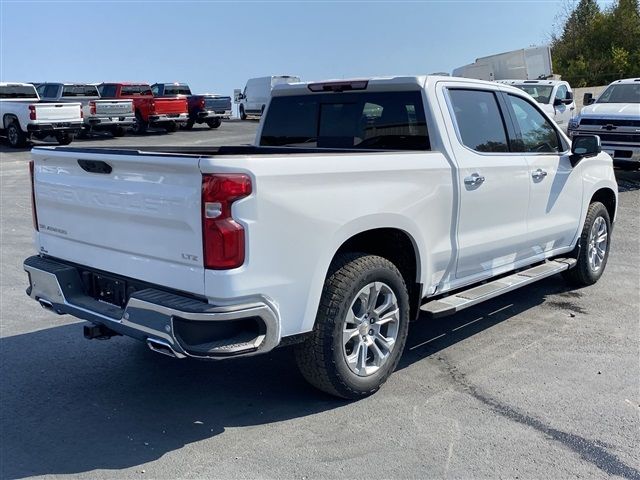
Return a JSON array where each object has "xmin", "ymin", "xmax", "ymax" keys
[{"xmin": 0, "ymin": 276, "xmax": 583, "ymax": 478}]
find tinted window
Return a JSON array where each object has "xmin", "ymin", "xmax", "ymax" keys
[
  {"xmin": 62, "ymin": 85, "xmax": 99, "ymax": 97},
  {"xmin": 98, "ymin": 84, "xmax": 117, "ymax": 97},
  {"xmin": 163, "ymin": 85, "xmax": 191, "ymax": 95},
  {"xmin": 260, "ymin": 91, "xmax": 429, "ymax": 150},
  {"xmin": 0, "ymin": 85, "xmax": 38, "ymax": 99},
  {"xmin": 121, "ymin": 85, "xmax": 152, "ymax": 96},
  {"xmin": 448, "ymin": 89, "xmax": 509, "ymax": 152},
  {"xmin": 597, "ymin": 84, "xmax": 640, "ymax": 104},
  {"xmin": 42, "ymin": 84, "xmax": 59, "ymax": 98},
  {"xmin": 508, "ymin": 95, "xmax": 560, "ymax": 153}
]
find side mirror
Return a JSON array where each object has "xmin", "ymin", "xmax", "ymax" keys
[
  {"xmin": 565, "ymin": 91, "xmax": 574, "ymax": 101},
  {"xmin": 570, "ymin": 135, "xmax": 601, "ymax": 166},
  {"xmin": 583, "ymin": 93, "xmax": 595, "ymax": 105},
  {"xmin": 553, "ymin": 97, "xmax": 564, "ymax": 106}
]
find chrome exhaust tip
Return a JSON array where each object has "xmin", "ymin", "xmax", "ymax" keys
[
  {"xmin": 38, "ymin": 298, "xmax": 54, "ymax": 311},
  {"xmin": 146, "ymin": 338, "xmax": 180, "ymax": 358}
]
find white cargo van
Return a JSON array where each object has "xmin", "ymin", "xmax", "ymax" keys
[{"xmin": 236, "ymin": 75, "xmax": 300, "ymax": 119}]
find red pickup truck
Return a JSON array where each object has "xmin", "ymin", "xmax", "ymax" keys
[{"xmin": 97, "ymin": 83, "xmax": 188, "ymax": 133}]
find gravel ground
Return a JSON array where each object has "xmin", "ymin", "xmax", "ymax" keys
[{"xmin": 1, "ymin": 122, "xmax": 638, "ymax": 479}]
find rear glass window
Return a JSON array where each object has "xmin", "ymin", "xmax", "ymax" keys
[
  {"xmin": 260, "ymin": 91, "xmax": 429, "ymax": 150},
  {"xmin": 163, "ymin": 85, "xmax": 191, "ymax": 95},
  {"xmin": 120, "ymin": 85, "xmax": 152, "ymax": 96},
  {"xmin": 0, "ymin": 85, "xmax": 38, "ymax": 99},
  {"xmin": 62, "ymin": 85, "xmax": 99, "ymax": 97}
]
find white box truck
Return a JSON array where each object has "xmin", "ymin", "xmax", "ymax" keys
[{"xmin": 453, "ymin": 46, "xmax": 553, "ymax": 81}]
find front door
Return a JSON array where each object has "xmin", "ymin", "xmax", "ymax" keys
[{"xmin": 443, "ymin": 86, "xmax": 532, "ymax": 279}]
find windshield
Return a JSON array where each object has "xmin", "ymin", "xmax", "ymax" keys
[
  {"xmin": 597, "ymin": 84, "xmax": 640, "ymax": 104},
  {"xmin": 0, "ymin": 85, "xmax": 38, "ymax": 99},
  {"xmin": 62, "ymin": 85, "xmax": 99, "ymax": 97},
  {"xmin": 513, "ymin": 85, "xmax": 554, "ymax": 104},
  {"xmin": 260, "ymin": 91, "xmax": 429, "ymax": 150}
]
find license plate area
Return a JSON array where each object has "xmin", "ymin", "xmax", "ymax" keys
[{"xmin": 81, "ymin": 271, "xmax": 127, "ymax": 308}]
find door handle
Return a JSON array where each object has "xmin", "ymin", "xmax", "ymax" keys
[
  {"xmin": 464, "ymin": 173, "xmax": 485, "ymax": 187},
  {"xmin": 532, "ymin": 169, "xmax": 548, "ymax": 180}
]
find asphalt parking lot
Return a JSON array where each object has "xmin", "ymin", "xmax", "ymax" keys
[{"xmin": 1, "ymin": 122, "xmax": 639, "ymax": 479}]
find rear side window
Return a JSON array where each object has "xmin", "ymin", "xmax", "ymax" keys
[
  {"xmin": 41, "ymin": 84, "xmax": 59, "ymax": 98},
  {"xmin": 0, "ymin": 85, "xmax": 39, "ymax": 99},
  {"xmin": 62, "ymin": 85, "xmax": 99, "ymax": 97},
  {"xmin": 448, "ymin": 89, "xmax": 509, "ymax": 153},
  {"xmin": 507, "ymin": 95, "xmax": 560, "ymax": 153},
  {"xmin": 260, "ymin": 91, "xmax": 429, "ymax": 150}
]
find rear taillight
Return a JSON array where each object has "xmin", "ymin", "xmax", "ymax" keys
[
  {"xmin": 89, "ymin": 101, "xmax": 96, "ymax": 115},
  {"xmin": 149, "ymin": 100, "xmax": 156, "ymax": 113},
  {"xmin": 29, "ymin": 160, "xmax": 39, "ymax": 231},
  {"xmin": 199, "ymin": 98, "xmax": 206, "ymax": 109},
  {"xmin": 202, "ymin": 174, "xmax": 252, "ymax": 269},
  {"xmin": 29, "ymin": 105, "xmax": 36, "ymax": 120}
]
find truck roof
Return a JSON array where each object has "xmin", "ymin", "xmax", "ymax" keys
[
  {"xmin": 497, "ymin": 79, "xmax": 567, "ymax": 86},
  {"xmin": 99, "ymin": 82, "xmax": 151, "ymax": 86},
  {"xmin": 0, "ymin": 82, "xmax": 35, "ymax": 87},
  {"xmin": 609, "ymin": 78, "xmax": 640, "ymax": 85},
  {"xmin": 271, "ymin": 75, "xmax": 527, "ymax": 96}
]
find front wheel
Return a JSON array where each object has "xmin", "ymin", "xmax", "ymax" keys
[
  {"xmin": 56, "ymin": 132, "xmax": 74, "ymax": 145},
  {"xmin": 295, "ymin": 253, "xmax": 410, "ymax": 399},
  {"xmin": 563, "ymin": 201, "xmax": 611, "ymax": 286},
  {"xmin": 239, "ymin": 106, "xmax": 247, "ymax": 120}
]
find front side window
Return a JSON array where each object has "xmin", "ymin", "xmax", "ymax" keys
[
  {"xmin": 260, "ymin": 91, "xmax": 429, "ymax": 150},
  {"xmin": 597, "ymin": 84, "xmax": 640, "ymax": 104},
  {"xmin": 555, "ymin": 85, "xmax": 568, "ymax": 101},
  {"xmin": 508, "ymin": 95, "xmax": 560, "ymax": 153},
  {"xmin": 448, "ymin": 89, "xmax": 509, "ymax": 153},
  {"xmin": 99, "ymin": 84, "xmax": 117, "ymax": 97}
]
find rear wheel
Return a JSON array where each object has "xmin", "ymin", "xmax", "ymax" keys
[
  {"xmin": 183, "ymin": 119, "xmax": 195, "ymax": 130},
  {"xmin": 132, "ymin": 112, "xmax": 147, "ymax": 134},
  {"xmin": 55, "ymin": 132, "xmax": 74, "ymax": 145},
  {"xmin": 110, "ymin": 125, "xmax": 126, "ymax": 137},
  {"xmin": 206, "ymin": 118, "xmax": 221, "ymax": 129},
  {"xmin": 563, "ymin": 201, "xmax": 611, "ymax": 286},
  {"xmin": 6, "ymin": 121, "xmax": 27, "ymax": 148},
  {"xmin": 239, "ymin": 105, "xmax": 247, "ymax": 120},
  {"xmin": 295, "ymin": 253, "xmax": 410, "ymax": 399}
]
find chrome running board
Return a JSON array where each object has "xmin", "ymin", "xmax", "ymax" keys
[{"xmin": 421, "ymin": 259, "xmax": 577, "ymax": 318}]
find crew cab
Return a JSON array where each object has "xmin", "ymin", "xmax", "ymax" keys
[
  {"xmin": 37, "ymin": 83, "xmax": 135, "ymax": 137},
  {"xmin": 568, "ymin": 78, "xmax": 640, "ymax": 170},
  {"xmin": 97, "ymin": 83, "xmax": 188, "ymax": 133},
  {"xmin": 497, "ymin": 79, "xmax": 576, "ymax": 131},
  {"xmin": 1, "ymin": 82, "xmax": 83, "ymax": 148},
  {"xmin": 24, "ymin": 76, "xmax": 617, "ymax": 399},
  {"xmin": 151, "ymin": 83, "xmax": 232, "ymax": 130}
]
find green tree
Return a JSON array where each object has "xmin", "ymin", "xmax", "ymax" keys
[{"xmin": 551, "ymin": 0, "xmax": 640, "ymax": 85}]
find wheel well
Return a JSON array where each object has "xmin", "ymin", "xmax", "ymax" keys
[
  {"xmin": 3, "ymin": 114, "xmax": 17, "ymax": 128},
  {"xmin": 334, "ymin": 228, "xmax": 422, "ymax": 320},
  {"xmin": 591, "ymin": 188, "xmax": 616, "ymax": 222}
]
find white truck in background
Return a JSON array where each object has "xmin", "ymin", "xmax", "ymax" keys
[
  {"xmin": 0, "ymin": 82, "xmax": 83, "ymax": 147},
  {"xmin": 37, "ymin": 83, "xmax": 135, "ymax": 137},
  {"xmin": 498, "ymin": 79, "xmax": 576, "ymax": 131},
  {"xmin": 453, "ymin": 46, "xmax": 553, "ymax": 81},
  {"xmin": 568, "ymin": 78, "xmax": 640, "ymax": 170},
  {"xmin": 235, "ymin": 75, "xmax": 300, "ymax": 120},
  {"xmin": 25, "ymin": 76, "xmax": 617, "ymax": 399}
]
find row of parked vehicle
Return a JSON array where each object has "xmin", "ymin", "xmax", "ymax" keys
[{"xmin": 0, "ymin": 81, "xmax": 233, "ymax": 147}]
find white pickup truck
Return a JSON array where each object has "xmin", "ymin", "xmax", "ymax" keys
[
  {"xmin": 497, "ymin": 79, "xmax": 576, "ymax": 131},
  {"xmin": 1, "ymin": 82, "xmax": 83, "ymax": 147},
  {"xmin": 24, "ymin": 76, "xmax": 617, "ymax": 399},
  {"xmin": 37, "ymin": 83, "xmax": 135, "ymax": 137},
  {"xmin": 568, "ymin": 77, "xmax": 640, "ymax": 170}
]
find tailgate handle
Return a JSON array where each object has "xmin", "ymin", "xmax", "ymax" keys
[{"xmin": 78, "ymin": 159, "xmax": 112, "ymax": 174}]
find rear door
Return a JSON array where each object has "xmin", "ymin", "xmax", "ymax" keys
[
  {"xmin": 32, "ymin": 148, "xmax": 205, "ymax": 294},
  {"xmin": 503, "ymin": 93, "xmax": 582, "ymax": 253},
  {"xmin": 441, "ymin": 85, "xmax": 531, "ymax": 279}
]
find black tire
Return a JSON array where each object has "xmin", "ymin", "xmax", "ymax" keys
[
  {"xmin": 239, "ymin": 106, "xmax": 247, "ymax": 120},
  {"xmin": 111, "ymin": 126, "xmax": 126, "ymax": 137},
  {"xmin": 206, "ymin": 118, "xmax": 221, "ymax": 129},
  {"xmin": 132, "ymin": 112, "xmax": 148, "ymax": 134},
  {"xmin": 165, "ymin": 122, "xmax": 177, "ymax": 133},
  {"xmin": 6, "ymin": 120, "xmax": 27, "ymax": 148},
  {"xmin": 295, "ymin": 253, "xmax": 410, "ymax": 399},
  {"xmin": 183, "ymin": 119, "xmax": 195, "ymax": 130},
  {"xmin": 56, "ymin": 132, "xmax": 74, "ymax": 145},
  {"xmin": 76, "ymin": 127, "xmax": 89, "ymax": 139},
  {"xmin": 563, "ymin": 201, "xmax": 611, "ymax": 287}
]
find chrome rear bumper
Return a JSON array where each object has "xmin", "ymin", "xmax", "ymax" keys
[{"xmin": 24, "ymin": 255, "xmax": 280, "ymax": 359}]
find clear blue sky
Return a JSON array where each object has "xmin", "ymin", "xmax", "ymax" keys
[{"xmin": 0, "ymin": 0, "xmax": 614, "ymax": 96}]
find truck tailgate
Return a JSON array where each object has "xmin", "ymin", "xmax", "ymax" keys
[
  {"xmin": 154, "ymin": 97, "xmax": 188, "ymax": 115},
  {"xmin": 94, "ymin": 99, "xmax": 133, "ymax": 117},
  {"xmin": 205, "ymin": 96, "xmax": 232, "ymax": 112},
  {"xmin": 32, "ymin": 148, "xmax": 205, "ymax": 295},
  {"xmin": 35, "ymin": 102, "xmax": 81, "ymax": 121}
]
